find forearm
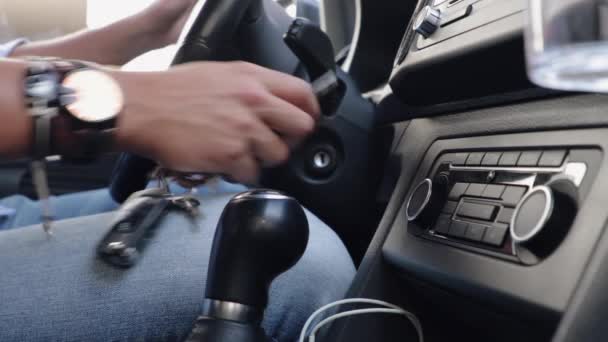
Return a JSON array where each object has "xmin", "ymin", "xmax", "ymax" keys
[
  {"xmin": 0, "ymin": 60, "xmax": 141, "ymax": 159},
  {"xmin": 0, "ymin": 60, "xmax": 32, "ymax": 157},
  {"xmin": 0, "ymin": 57, "xmax": 165, "ymax": 160},
  {"xmin": 10, "ymin": 11, "xmax": 166, "ymax": 66}
]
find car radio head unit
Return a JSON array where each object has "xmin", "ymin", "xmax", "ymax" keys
[{"xmin": 405, "ymin": 148, "xmax": 594, "ymax": 265}]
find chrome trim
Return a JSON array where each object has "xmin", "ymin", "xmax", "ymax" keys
[
  {"xmin": 244, "ymin": 194, "xmax": 290, "ymax": 200},
  {"xmin": 313, "ymin": 150, "xmax": 332, "ymax": 169},
  {"xmin": 406, "ymin": 178, "xmax": 433, "ymax": 222},
  {"xmin": 510, "ymin": 186, "xmax": 554, "ymax": 243},
  {"xmin": 449, "ymin": 160, "xmax": 587, "ymax": 187},
  {"xmin": 339, "ymin": 0, "xmax": 362, "ymax": 72},
  {"xmin": 563, "ymin": 162, "xmax": 587, "ymax": 187},
  {"xmin": 413, "ymin": 5, "xmax": 442, "ymax": 38},
  {"xmin": 106, "ymin": 241, "xmax": 126, "ymax": 252},
  {"xmin": 201, "ymin": 299, "xmax": 262, "ymax": 324},
  {"xmin": 233, "ymin": 190, "xmax": 291, "ymax": 201},
  {"xmin": 449, "ymin": 165, "xmax": 564, "ymax": 174}
]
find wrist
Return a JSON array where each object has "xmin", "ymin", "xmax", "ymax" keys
[
  {"xmin": 107, "ymin": 70, "xmax": 137, "ymax": 152},
  {"xmin": 0, "ymin": 60, "xmax": 33, "ymax": 158},
  {"xmin": 108, "ymin": 69, "xmax": 159, "ymax": 157},
  {"xmin": 23, "ymin": 59, "xmax": 122, "ymax": 160}
]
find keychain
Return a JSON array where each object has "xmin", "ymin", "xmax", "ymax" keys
[{"xmin": 97, "ymin": 171, "xmax": 200, "ymax": 268}]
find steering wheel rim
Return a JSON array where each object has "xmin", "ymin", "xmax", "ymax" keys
[{"xmin": 173, "ymin": 0, "xmax": 252, "ymax": 63}]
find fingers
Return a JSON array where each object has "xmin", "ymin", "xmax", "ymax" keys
[
  {"xmin": 204, "ymin": 108, "xmax": 288, "ymax": 181},
  {"xmin": 256, "ymin": 95, "xmax": 316, "ymax": 146},
  {"xmin": 246, "ymin": 118, "xmax": 290, "ymax": 167},
  {"xmin": 226, "ymin": 153, "xmax": 259, "ymax": 184},
  {"xmin": 148, "ymin": 62, "xmax": 321, "ymax": 181},
  {"xmin": 236, "ymin": 62, "xmax": 321, "ymax": 119}
]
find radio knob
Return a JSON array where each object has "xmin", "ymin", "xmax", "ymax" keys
[
  {"xmin": 406, "ymin": 174, "xmax": 449, "ymax": 226},
  {"xmin": 413, "ymin": 6, "xmax": 442, "ymax": 39},
  {"xmin": 511, "ymin": 178, "xmax": 578, "ymax": 258}
]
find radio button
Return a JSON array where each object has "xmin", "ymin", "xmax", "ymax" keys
[
  {"xmin": 441, "ymin": 201, "xmax": 459, "ymax": 215},
  {"xmin": 482, "ymin": 184, "xmax": 506, "ymax": 199},
  {"xmin": 538, "ymin": 150, "xmax": 567, "ymax": 167},
  {"xmin": 466, "ymin": 152, "xmax": 485, "ymax": 166},
  {"xmin": 517, "ymin": 151, "xmax": 542, "ymax": 166},
  {"xmin": 448, "ymin": 221, "xmax": 468, "ymax": 238},
  {"xmin": 497, "ymin": 207, "xmax": 515, "ymax": 223},
  {"xmin": 446, "ymin": 152, "xmax": 469, "ymax": 166},
  {"xmin": 434, "ymin": 214, "xmax": 451, "ymax": 234},
  {"xmin": 465, "ymin": 183, "xmax": 486, "ymax": 197},
  {"xmin": 483, "ymin": 223, "xmax": 508, "ymax": 246},
  {"xmin": 457, "ymin": 202, "xmax": 497, "ymax": 221},
  {"xmin": 481, "ymin": 152, "xmax": 502, "ymax": 166},
  {"xmin": 498, "ymin": 152, "xmax": 521, "ymax": 166},
  {"xmin": 502, "ymin": 186, "xmax": 527, "ymax": 206},
  {"xmin": 448, "ymin": 183, "xmax": 469, "ymax": 200},
  {"xmin": 465, "ymin": 223, "xmax": 486, "ymax": 242}
]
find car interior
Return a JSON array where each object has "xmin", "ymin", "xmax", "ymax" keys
[{"xmin": 2, "ymin": 0, "xmax": 608, "ymax": 341}]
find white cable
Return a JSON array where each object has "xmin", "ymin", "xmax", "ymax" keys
[
  {"xmin": 298, "ymin": 298, "xmax": 423, "ymax": 342},
  {"xmin": 307, "ymin": 307, "xmax": 424, "ymax": 342},
  {"xmin": 299, "ymin": 298, "xmax": 405, "ymax": 342}
]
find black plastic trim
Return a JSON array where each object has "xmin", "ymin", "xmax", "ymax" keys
[{"xmin": 324, "ymin": 93, "xmax": 608, "ymax": 342}]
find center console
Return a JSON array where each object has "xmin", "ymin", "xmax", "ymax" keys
[
  {"xmin": 320, "ymin": 0, "xmax": 608, "ymax": 340},
  {"xmin": 323, "ymin": 93, "xmax": 608, "ymax": 342},
  {"xmin": 384, "ymin": 127, "xmax": 606, "ymax": 316}
]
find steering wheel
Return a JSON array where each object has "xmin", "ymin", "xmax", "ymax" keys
[
  {"xmin": 110, "ymin": 0, "xmax": 381, "ymax": 246},
  {"xmin": 110, "ymin": 0, "xmax": 297, "ymax": 200}
]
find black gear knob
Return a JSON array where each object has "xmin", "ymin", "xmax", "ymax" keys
[
  {"xmin": 187, "ymin": 190, "xmax": 310, "ymax": 342},
  {"xmin": 206, "ymin": 189, "xmax": 310, "ymax": 312}
]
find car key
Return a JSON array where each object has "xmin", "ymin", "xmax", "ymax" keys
[
  {"xmin": 97, "ymin": 194, "xmax": 172, "ymax": 268},
  {"xmin": 97, "ymin": 191, "xmax": 201, "ymax": 268}
]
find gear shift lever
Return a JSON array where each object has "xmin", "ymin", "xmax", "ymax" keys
[{"xmin": 186, "ymin": 190, "xmax": 309, "ymax": 342}]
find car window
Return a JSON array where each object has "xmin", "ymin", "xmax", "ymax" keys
[
  {"xmin": 0, "ymin": 0, "xmax": 87, "ymax": 42},
  {"xmin": 88, "ymin": 0, "xmax": 176, "ymax": 71},
  {"xmin": 1, "ymin": 0, "xmax": 297, "ymax": 71}
]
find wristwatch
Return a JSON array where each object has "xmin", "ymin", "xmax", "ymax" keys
[{"xmin": 24, "ymin": 58, "xmax": 124, "ymax": 160}]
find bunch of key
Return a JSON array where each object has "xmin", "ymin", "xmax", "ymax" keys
[{"xmin": 97, "ymin": 175, "xmax": 200, "ymax": 268}]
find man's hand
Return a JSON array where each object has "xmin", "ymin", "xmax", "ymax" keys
[
  {"xmin": 112, "ymin": 62, "xmax": 320, "ymax": 184},
  {"xmin": 144, "ymin": 0, "xmax": 199, "ymax": 47}
]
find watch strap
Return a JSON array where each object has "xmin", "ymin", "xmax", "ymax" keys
[
  {"xmin": 33, "ymin": 113, "xmax": 53, "ymax": 160},
  {"xmin": 50, "ymin": 113, "xmax": 117, "ymax": 159},
  {"xmin": 24, "ymin": 58, "xmax": 114, "ymax": 160}
]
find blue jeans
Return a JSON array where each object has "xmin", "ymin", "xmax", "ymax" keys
[
  {"xmin": 0, "ymin": 187, "xmax": 355, "ymax": 341},
  {"xmin": 0, "ymin": 181, "xmax": 249, "ymax": 230}
]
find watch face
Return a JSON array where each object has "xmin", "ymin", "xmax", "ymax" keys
[{"xmin": 62, "ymin": 69, "xmax": 124, "ymax": 123}]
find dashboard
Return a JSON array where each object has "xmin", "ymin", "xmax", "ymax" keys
[
  {"xmin": 390, "ymin": 0, "xmax": 537, "ymax": 110},
  {"xmin": 325, "ymin": 0, "xmax": 608, "ymax": 341}
]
